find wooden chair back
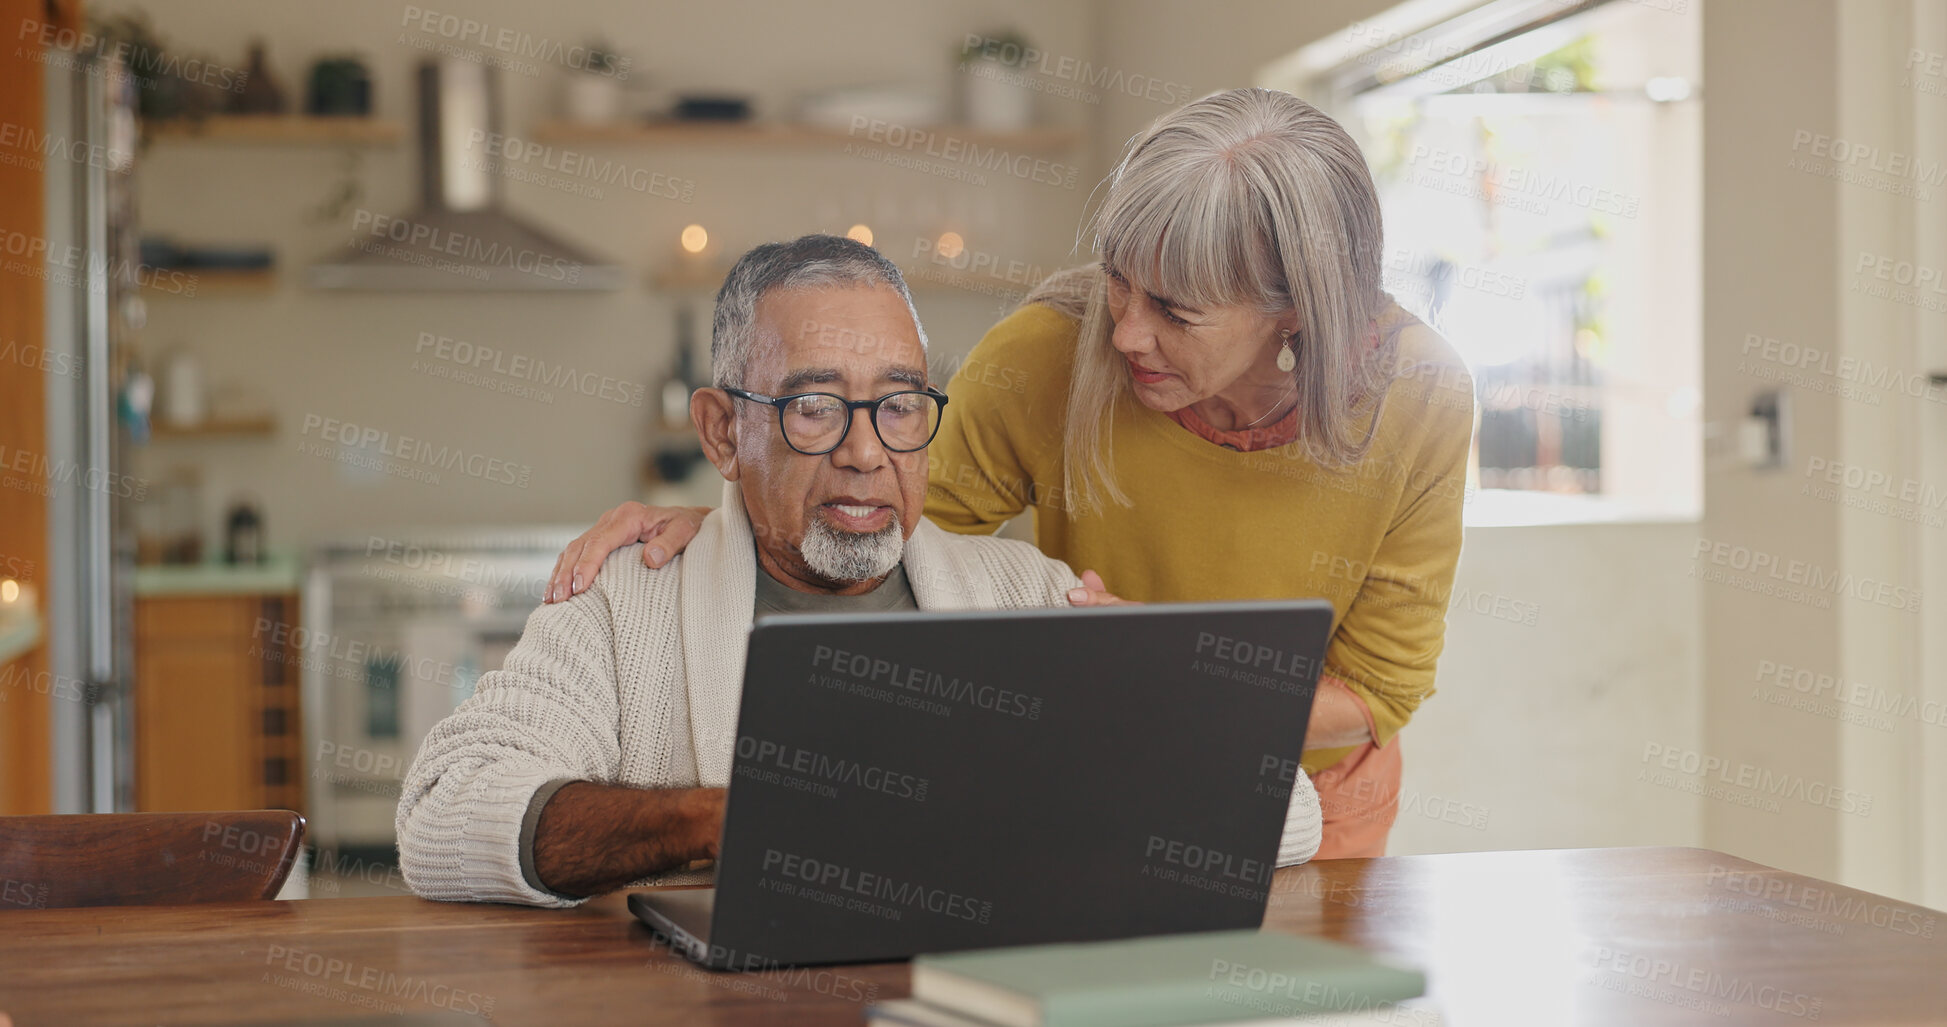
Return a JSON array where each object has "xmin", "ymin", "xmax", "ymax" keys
[{"xmin": 0, "ymin": 810, "xmax": 304, "ymax": 908}]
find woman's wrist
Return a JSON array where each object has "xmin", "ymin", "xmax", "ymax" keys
[{"xmin": 1306, "ymin": 677, "xmax": 1377, "ymax": 749}]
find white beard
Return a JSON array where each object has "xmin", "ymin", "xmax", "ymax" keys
[{"xmin": 799, "ymin": 515, "xmax": 903, "ymax": 583}]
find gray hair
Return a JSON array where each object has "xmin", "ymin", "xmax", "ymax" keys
[
  {"xmin": 1036, "ymin": 88, "xmax": 1394, "ymax": 512},
  {"xmin": 711, "ymin": 233, "xmax": 928, "ymax": 389}
]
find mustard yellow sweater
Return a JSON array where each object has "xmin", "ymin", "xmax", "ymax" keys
[{"xmin": 926, "ymin": 302, "xmax": 1474, "ymax": 772}]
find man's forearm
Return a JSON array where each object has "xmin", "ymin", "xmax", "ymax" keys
[{"xmin": 532, "ymin": 782, "xmax": 726, "ymax": 898}]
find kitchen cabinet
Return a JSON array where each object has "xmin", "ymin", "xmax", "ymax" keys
[{"xmin": 133, "ymin": 591, "xmax": 303, "ymax": 815}]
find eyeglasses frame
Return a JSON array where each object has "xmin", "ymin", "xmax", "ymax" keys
[{"xmin": 720, "ymin": 385, "xmax": 951, "ymax": 456}]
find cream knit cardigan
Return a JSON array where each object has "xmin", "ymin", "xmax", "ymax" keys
[{"xmin": 396, "ymin": 481, "xmax": 1323, "ymax": 907}]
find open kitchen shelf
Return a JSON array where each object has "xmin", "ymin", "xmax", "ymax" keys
[
  {"xmin": 141, "ymin": 268, "xmax": 276, "ymax": 297},
  {"xmin": 649, "ymin": 264, "xmax": 1044, "ymax": 303},
  {"xmin": 149, "ymin": 415, "xmax": 277, "ymax": 440},
  {"xmin": 531, "ymin": 120, "xmax": 1082, "ymax": 152},
  {"xmin": 146, "ymin": 115, "xmax": 404, "ymax": 146}
]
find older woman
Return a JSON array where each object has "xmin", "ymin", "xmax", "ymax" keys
[{"xmin": 545, "ymin": 87, "xmax": 1473, "ymax": 858}]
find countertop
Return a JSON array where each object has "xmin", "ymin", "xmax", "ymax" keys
[{"xmin": 132, "ymin": 553, "xmax": 304, "ymax": 597}]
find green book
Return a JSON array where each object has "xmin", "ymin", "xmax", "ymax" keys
[{"xmin": 909, "ymin": 930, "xmax": 1426, "ymax": 1027}]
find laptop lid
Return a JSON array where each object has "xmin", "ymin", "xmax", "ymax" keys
[{"xmin": 696, "ymin": 599, "xmax": 1330, "ymax": 967}]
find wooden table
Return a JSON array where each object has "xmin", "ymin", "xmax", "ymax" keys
[{"xmin": 1, "ymin": 846, "xmax": 1941, "ymax": 1025}]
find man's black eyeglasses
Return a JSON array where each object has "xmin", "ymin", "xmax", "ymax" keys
[{"xmin": 722, "ymin": 386, "xmax": 949, "ymax": 456}]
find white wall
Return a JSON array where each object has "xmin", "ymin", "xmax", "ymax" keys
[
  {"xmin": 1392, "ymin": 522, "xmax": 1704, "ymax": 855},
  {"xmin": 1912, "ymin": 0, "xmax": 1947, "ymax": 914},
  {"xmin": 1832, "ymin": 0, "xmax": 1945, "ymax": 906},
  {"xmin": 1697, "ymin": 0, "xmax": 1847, "ymax": 884},
  {"xmin": 1084, "ymin": 0, "xmax": 1406, "ymax": 172},
  {"xmin": 1697, "ymin": 0, "xmax": 1947, "ymax": 907}
]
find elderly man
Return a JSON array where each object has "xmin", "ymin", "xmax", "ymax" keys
[{"xmin": 396, "ymin": 235, "xmax": 1321, "ymax": 906}]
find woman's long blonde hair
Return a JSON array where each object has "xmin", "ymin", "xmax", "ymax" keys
[{"xmin": 1027, "ymin": 87, "xmax": 1393, "ymax": 513}]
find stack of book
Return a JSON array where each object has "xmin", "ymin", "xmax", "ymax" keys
[{"xmin": 868, "ymin": 930, "xmax": 1432, "ymax": 1027}]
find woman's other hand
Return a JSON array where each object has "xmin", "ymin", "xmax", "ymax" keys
[
  {"xmin": 545, "ymin": 503, "xmax": 710, "ymax": 603},
  {"xmin": 1065, "ymin": 569, "xmax": 1137, "ymax": 607}
]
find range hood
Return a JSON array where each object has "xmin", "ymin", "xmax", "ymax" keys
[{"xmin": 308, "ymin": 60, "xmax": 625, "ymax": 291}]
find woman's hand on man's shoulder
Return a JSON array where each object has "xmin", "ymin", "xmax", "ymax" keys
[{"xmin": 546, "ymin": 503, "xmax": 711, "ymax": 603}]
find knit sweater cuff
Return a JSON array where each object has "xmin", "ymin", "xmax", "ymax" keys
[
  {"xmin": 1276, "ymin": 772, "xmax": 1323, "ymax": 866},
  {"xmin": 455, "ymin": 764, "xmax": 588, "ymax": 908},
  {"xmin": 518, "ymin": 778, "xmax": 582, "ymax": 900}
]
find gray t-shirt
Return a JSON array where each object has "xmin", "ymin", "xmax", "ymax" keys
[
  {"xmin": 754, "ymin": 562, "xmax": 917, "ymax": 617},
  {"xmin": 518, "ymin": 561, "xmax": 918, "ymax": 897}
]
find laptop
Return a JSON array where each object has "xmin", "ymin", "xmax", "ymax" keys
[{"xmin": 629, "ymin": 599, "xmax": 1331, "ymax": 969}]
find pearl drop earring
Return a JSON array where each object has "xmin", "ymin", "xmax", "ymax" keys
[{"xmin": 1276, "ymin": 330, "xmax": 1297, "ymax": 372}]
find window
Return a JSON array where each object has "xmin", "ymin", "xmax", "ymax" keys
[{"xmin": 1271, "ymin": 0, "xmax": 1702, "ymax": 521}]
